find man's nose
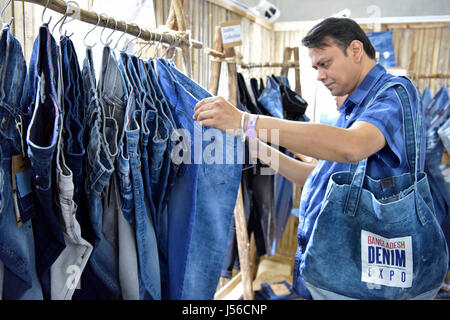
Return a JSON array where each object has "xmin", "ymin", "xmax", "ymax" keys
[{"xmin": 317, "ymin": 69, "xmax": 326, "ymax": 82}]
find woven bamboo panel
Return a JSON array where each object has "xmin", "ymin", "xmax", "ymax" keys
[{"xmin": 154, "ymin": 0, "xmax": 275, "ymax": 88}]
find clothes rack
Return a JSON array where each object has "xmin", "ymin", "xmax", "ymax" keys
[
  {"xmin": 18, "ymin": 0, "xmax": 203, "ymax": 50},
  {"xmin": 206, "ymin": 24, "xmax": 254, "ymax": 301}
]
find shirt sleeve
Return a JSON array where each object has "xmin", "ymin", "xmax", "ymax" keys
[{"xmin": 356, "ymin": 87, "xmax": 406, "ymax": 168}]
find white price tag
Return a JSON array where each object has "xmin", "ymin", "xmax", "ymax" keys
[{"xmin": 220, "ymin": 20, "xmax": 242, "ymax": 48}]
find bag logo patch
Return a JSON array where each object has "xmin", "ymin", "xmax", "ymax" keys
[{"xmin": 361, "ymin": 230, "xmax": 413, "ymax": 288}]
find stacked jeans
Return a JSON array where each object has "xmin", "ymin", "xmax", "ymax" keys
[{"xmin": 422, "ymin": 86, "xmax": 450, "ymax": 298}]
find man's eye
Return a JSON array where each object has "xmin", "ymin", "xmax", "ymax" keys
[{"xmin": 321, "ymin": 62, "xmax": 329, "ymax": 68}]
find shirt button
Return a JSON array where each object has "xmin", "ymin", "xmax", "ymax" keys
[{"xmin": 345, "ymin": 115, "xmax": 350, "ymax": 120}]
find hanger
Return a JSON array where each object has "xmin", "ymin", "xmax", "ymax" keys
[
  {"xmin": 99, "ymin": 13, "xmax": 112, "ymax": 46},
  {"xmin": 105, "ymin": 18, "xmax": 118, "ymax": 47},
  {"xmin": 161, "ymin": 33, "xmax": 176, "ymax": 59},
  {"xmin": 132, "ymin": 25, "xmax": 143, "ymax": 55},
  {"xmin": 0, "ymin": 0, "xmax": 14, "ymax": 26},
  {"xmin": 122, "ymin": 23, "xmax": 141, "ymax": 53},
  {"xmin": 136, "ymin": 32, "xmax": 154, "ymax": 58},
  {"xmin": 113, "ymin": 21, "xmax": 128, "ymax": 50},
  {"xmin": 41, "ymin": 0, "xmax": 53, "ymax": 25},
  {"xmin": 152, "ymin": 32, "xmax": 163, "ymax": 59},
  {"xmin": 52, "ymin": 1, "xmax": 79, "ymax": 37},
  {"xmin": 83, "ymin": 11, "xmax": 100, "ymax": 47}
]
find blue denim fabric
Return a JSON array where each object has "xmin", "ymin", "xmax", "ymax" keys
[
  {"xmin": 98, "ymin": 46, "xmax": 127, "ymax": 134},
  {"xmin": 422, "ymin": 88, "xmax": 433, "ymax": 110},
  {"xmin": 118, "ymin": 52, "xmax": 161, "ymax": 300},
  {"xmin": 142, "ymin": 60, "xmax": 179, "ymax": 299},
  {"xmin": 271, "ymin": 158, "xmax": 294, "ymax": 256},
  {"xmin": 425, "ymin": 87, "xmax": 449, "ymax": 125},
  {"xmin": 146, "ymin": 60, "xmax": 178, "ymax": 217},
  {"xmin": 25, "ymin": 24, "xmax": 66, "ymax": 300},
  {"xmin": 424, "ymin": 93, "xmax": 450, "ymax": 270},
  {"xmin": 366, "ymin": 31, "xmax": 396, "ymax": 68},
  {"xmin": 124, "ymin": 93, "xmax": 161, "ymax": 300},
  {"xmin": 299, "ymin": 81, "xmax": 448, "ymax": 300},
  {"xmin": 156, "ymin": 59, "xmax": 200, "ymax": 300},
  {"xmin": 78, "ymin": 45, "xmax": 120, "ymax": 299},
  {"xmin": 257, "ymin": 76, "xmax": 284, "ymax": 119},
  {"xmin": 160, "ymin": 59, "xmax": 243, "ymax": 300},
  {"xmin": 425, "ymin": 95, "xmax": 450, "ymax": 227},
  {"xmin": 0, "ymin": 25, "xmax": 43, "ymax": 300},
  {"xmin": 439, "ymin": 115, "xmax": 450, "ymax": 154},
  {"xmin": 59, "ymin": 37, "xmax": 87, "ymax": 229},
  {"xmin": 425, "ymin": 133, "xmax": 450, "ymax": 227}
]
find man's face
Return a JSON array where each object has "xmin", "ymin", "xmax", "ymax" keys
[{"xmin": 308, "ymin": 39, "xmax": 361, "ymax": 96}]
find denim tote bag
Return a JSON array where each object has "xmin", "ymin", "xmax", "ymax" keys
[{"xmin": 300, "ymin": 80, "xmax": 449, "ymax": 300}]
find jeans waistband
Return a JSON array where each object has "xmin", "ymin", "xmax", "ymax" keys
[{"xmin": 0, "ymin": 26, "xmax": 28, "ymax": 115}]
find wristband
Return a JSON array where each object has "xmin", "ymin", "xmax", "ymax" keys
[
  {"xmin": 245, "ymin": 114, "xmax": 258, "ymax": 139},
  {"xmin": 240, "ymin": 113, "xmax": 246, "ymax": 142}
]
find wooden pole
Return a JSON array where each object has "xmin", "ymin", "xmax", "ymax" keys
[
  {"xmin": 21, "ymin": 0, "xmax": 203, "ymax": 49},
  {"xmin": 208, "ymin": 26, "xmax": 224, "ymax": 95},
  {"xmin": 165, "ymin": 0, "xmax": 192, "ymax": 78},
  {"xmin": 291, "ymin": 47, "xmax": 302, "ymax": 95}
]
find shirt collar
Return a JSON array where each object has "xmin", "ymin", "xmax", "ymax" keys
[{"xmin": 340, "ymin": 64, "xmax": 386, "ymax": 113}]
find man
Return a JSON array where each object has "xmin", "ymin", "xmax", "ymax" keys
[{"xmin": 193, "ymin": 17, "xmax": 424, "ymax": 299}]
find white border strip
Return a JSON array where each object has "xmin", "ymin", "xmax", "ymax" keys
[{"xmin": 274, "ymin": 15, "xmax": 450, "ymax": 31}]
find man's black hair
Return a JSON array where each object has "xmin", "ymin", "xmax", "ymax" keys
[{"xmin": 302, "ymin": 17, "xmax": 376, "ymax": 59}]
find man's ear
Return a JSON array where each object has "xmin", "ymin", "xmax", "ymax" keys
[{"xmin": 348, "ymin": 40, "xmax": 364, "ymax": 63}]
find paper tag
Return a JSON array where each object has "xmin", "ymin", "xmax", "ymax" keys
[
  {"xmin": 220, "ymin": 20, "xmax": 242, "ymax": 48},
  {"xmin": 361, "ymin": 230, "xmax": 413, "ymax": 288},
  {"xmin": 442, "ymin": 150, "xmax": 450, "ymax": 165},
  {"xmin": 270, "ymin": 283, "xmax": 291, "ymax": 296},
  {"xmin": 12, "ymin": 155, "xmax": 31, "ymax": 227}
]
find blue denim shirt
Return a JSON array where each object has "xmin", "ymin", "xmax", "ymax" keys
[{"xmin": 297, "ymin": 64, "xmax": 425, "ymax": 256}]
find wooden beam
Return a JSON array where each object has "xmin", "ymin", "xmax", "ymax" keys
[
  {"xmin": 207, "ymin": 26, "xmax": 224, "ymax": 95},
  {"xmin": 206, "ymin": 0, "xmax": 273, "ymax": 30},
  {"xmin": 22, "ymin": 0, "xmax": 203, "ymax": 49}
]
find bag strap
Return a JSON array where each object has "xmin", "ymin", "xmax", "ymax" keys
[{"xmin": 343, "ymin": 78, "xmax": 424, "ymax": 220}]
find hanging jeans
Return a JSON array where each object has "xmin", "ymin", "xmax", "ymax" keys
[
  {"xmin": 50, "ymin": 38, "xmax": 92, "ymax": 300},
  {"xmin": 76, "ymin": 46, "xmax": 120, "ymax": 300},
  {"xmin": 438, "ymin": 113, "xmax": 450, "ymax": 154},
  {"xmin": 144, "ymin": 59, "xmax": 179, "ymax": 299},
  {"xmin": 52, "ymin": 115, "xmax": 93, "ymax": 300},
  {"xmin": 25, "ymin": 24, "xmax": 66, "ymax": 300},
  {"xmin": 258, "ymin": 76, "xmax": 284, "ymax": 119},
  {"xmin": 0, "ymin": 25, "xmax": 43, "ymax": 300},
  {"xmin": 119, "ymin": 52, "xmax": 161, "ymax": 300},
  {"xmin": 159, "ymin": 59, "xmax": 242, "ymax": 299},
  {"xmin": 59, "ymin": 37, "xmax": 87, "ymax": 231},
  {"xmin": 156, "ymin": 59, "xmax": 200, "ymax": 300}
]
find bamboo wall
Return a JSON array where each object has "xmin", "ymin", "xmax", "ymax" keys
[
  {"xmin": 1, "ymin": 0, "xmax": 36, "ymax": 62},
  {"xmin": 391, "ymin": 25, "xmax": 450, "ymax": 94},
  {"xmin": 153, "ymin": 0, "xmax": 276, "ymax": 89}
]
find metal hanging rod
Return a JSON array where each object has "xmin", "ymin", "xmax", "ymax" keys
[
  {"xmin": 240, "ymin": 61, "xmax": 300, "ymax": 69},
  {"xmin": 19, "ymin": 0, "xmax": 203, "ymax": 49}
]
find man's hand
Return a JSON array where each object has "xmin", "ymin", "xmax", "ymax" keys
[{"xmin": 193, "ymin": 96, "xmax": 244, "ymax": 132}]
